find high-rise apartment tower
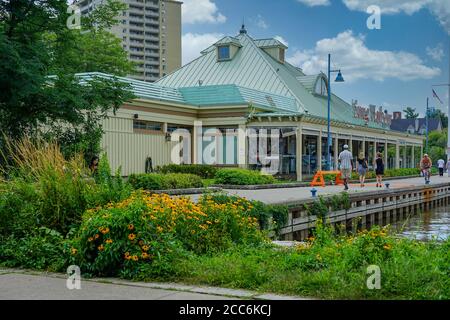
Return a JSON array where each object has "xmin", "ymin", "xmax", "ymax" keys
[{"xmin": 77, "ymin": 0, "xmax": 182, "ymax": 82}]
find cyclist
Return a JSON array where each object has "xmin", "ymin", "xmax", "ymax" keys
[{"xmin": 420, "ymin": 154, "xmax": 432, "ymax": 184}]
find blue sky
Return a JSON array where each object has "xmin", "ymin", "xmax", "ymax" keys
[{"xmin": 181, "ymin": 0, "xmax": 450, "ymax": 116}]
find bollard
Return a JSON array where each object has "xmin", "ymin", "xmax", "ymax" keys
[
  {"xmin": 385, "ymin": 183, "xmax": 390, "ymax": 189},
  {"xmin": 311, "ymin": 188, "xmax": 317, "ymax": 197}
]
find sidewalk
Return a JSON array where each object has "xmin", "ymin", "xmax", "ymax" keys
[
  {"xmin": 0, "ymin": 268, "xmax": 309, "ymax": 300},
  {"xmin": 193, "ymin": 175, "xmax": 450, "ymax": 204}
]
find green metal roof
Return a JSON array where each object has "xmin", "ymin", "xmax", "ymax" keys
[
  {"xmin": 156, "ymin": 33, "xmax": 389, "ymax": 129},
  {"xmin": 254, "ymin": 38, "xmax": 288, "ymax": 49},
  {"xmin": 214, "ymin": 36, "xmax": 242, "ymax": 47}
]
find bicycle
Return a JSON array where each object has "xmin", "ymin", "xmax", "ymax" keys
[{"xmin": 422, "ymin": 168, "xmax": 431, "ymax": 184}]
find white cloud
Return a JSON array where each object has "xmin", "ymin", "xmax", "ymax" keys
[
  {"xmin": 287, "ymin": 30, "xmax": 441, "ymax": 82},
  {"xmin": 341, "ymin": 0, "xmax": 450, "ymax": 34},
  {"xmin": 182, "ymin": 0, "xmax": 226, "ymax": 24},
  {"xmin": 274, "ymin": 36, "xmax": 289, "ymax": 47},
  {"xmin": 256, "ymin": 14, "xmax": 268, "ymax": 29},
  {"xmin": 297, "ymin": 0, "xmax": 331, "ymax": 7},
  {"xmin": 182, "ymin": 32, "xmax": 223, "ymax": 65},
  {"xmin": 426, "ymin": 43, "xmax": 445, "ymax": 61}
]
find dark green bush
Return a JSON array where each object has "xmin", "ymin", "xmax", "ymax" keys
[
  {"xmin": 128, "ymin": 173, "xmax": 203, "ymax": 190},
  {"xmin": 158, "ymin": 164, "xmax": 217, "ymax": 179},
  {"xmin": 214, "ymin": 169, "xmax": 276, "ymax": 185}
]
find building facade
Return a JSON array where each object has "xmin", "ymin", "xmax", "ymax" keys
[
  {"xmin": 77, "ymin": 0, "xmax": 181, "ymax": 82},
  {"xmin": 78, "ymin": 28, "xmax": 424, "ymax": 181},
  {"xmin": 390, "ymin": 112, "xmax": 442, "ymax": 135}
]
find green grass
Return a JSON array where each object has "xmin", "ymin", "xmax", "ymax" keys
[{"xmin": 153, "ymin": 225, "xmax": 450, "ymax": 300}]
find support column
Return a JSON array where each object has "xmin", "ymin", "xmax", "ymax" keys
[
  {"xmin": 318, "ymin": 130, "xmax": 323, "ymax": 171},
  {"xmin": 395, "ymin": 143, "xmax": 400, "ymax": 169},
  {"xmin": 296, "ymin": 126, "xmax": 303, "ymax": 181},
  {"xmin": 238, "ymin": 124, "xmax": 247, "ymax": 169},
  {"xmin": 403, "ymin": 145, "xmax": 407, "ymax": 169},
  {"xmin": 373, "ymin": 141, "xmax": 377, "ymax": 165},
  {"xmin": 334, "ymin": 134, "xmax": 339, "ymax": 170},
  {"xmin": 384, "ymin": 140, "xmax": 388, "ymax": 169},
  {"xmin": 411, "ymin": 145, "xmax": 415, "ymax": 169},
  {"xmin": 192, "ymin": 121, "xmax": 200, "ymax": 164},
  {"xmin": 362, "ymin": 137, "xmax": 366, "ymax": 157},
  {"xmin": 349, "ymin": 135, "xmax": 353, "ymax": 154}
]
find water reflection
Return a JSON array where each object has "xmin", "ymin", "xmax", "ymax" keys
[{"xmin": 391, "ymin": 207, "xmax": 450, "ymax": 241}]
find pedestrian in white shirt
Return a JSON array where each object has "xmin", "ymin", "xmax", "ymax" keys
[
  {"xmin": 437, "ymin": 158, "xmax": 445, "ymax": 176},
  {"xmin": 338, "ymin": 144, "xmax": 353, "ymax": 191},
  {"xmin": 447, "ymin": 159, "xmax": 450, "ymax": 177}
]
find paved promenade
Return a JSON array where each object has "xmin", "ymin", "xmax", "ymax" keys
[
  {"xmin": 197, "ymin": 175, "xmax": 450, "ymax": 204},
  {"xmin": 0, "ymin": 269, "xmax": 308, "ymax": 300}
]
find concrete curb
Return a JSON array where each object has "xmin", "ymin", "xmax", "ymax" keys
[{"xmin": 0, "ymin": 268, "xmax": 313, "ymax": 300}]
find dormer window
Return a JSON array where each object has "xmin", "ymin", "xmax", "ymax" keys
[
  {"xmin": 279, "ymin": 48, "xmax": 285, "ymax": 63},
  {"xmin": 314, "ymin": 77, "xmax": 328, "ymax": 96},
  {"xmin": 218, "ymin": 45, "xmax": 230, "ymax": 61}
]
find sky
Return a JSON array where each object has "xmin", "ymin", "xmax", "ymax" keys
[{"xmin": 180, "ymin": 0, "xmax": 450, "ymax": 117}]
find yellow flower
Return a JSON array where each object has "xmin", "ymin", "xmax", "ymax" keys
[
  {"xmin": 71, "ymin": 248, "xmax": 77, "ymax": 255},
  {"xmin": 94, "ymin": 234, "xmax": 99, "ymax": 239},
  {"xmin": 88, "ymin": 237, "xmax": 94, "ymax": 242},
  {"xmin": 383, "ymin": 244, "xmax": 392, "ymax": 250},
  {"xmin": 142, "ymin": 245, "xmax": 149, "ymax": 251},
  {"xmin": 128, "ymin": 224, "xmax": 134, "ymax": 230},
  {"xmin": 106, "ymin": 239, "xmax": 113, "ymax": 244},
  {"xmin": 141, "ymin": 252, "xmax": 149, "ymax": 259},
  {"xmin": 98, "ymin": 244, "xmax": 105, "ymax": 251},
  {"xmin": 128, "ymin": 233, "xmax": 136, "ymax": 241},
  {"xmin": 316, "ymin": 253, "xmax": 322, "ymax": 261},
  {"xmin": 139, "ymin": 240, "xmax": 144, "ymax": 246},
  {"xmin": 156, "ymin": 226, "xmax": 163, "ymax": 233},
  {"xmin": 132, "ymin": 255, "xmax": 139, "ymax": 261},
  {"xmin": 101, "ymin": 227, "xmax": 109, "ymax": 234}
]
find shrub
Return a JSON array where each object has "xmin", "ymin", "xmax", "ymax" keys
[
  {"xmin": 158, "ymin": 164, "xmax": 217, "ymax": 179},
  {"xmin": 214, "ymin": 169, "xmax": 276, "ymax": 185},
  {"xmin": 305, "ymin": 196, "xmax": 329, "ymax": 219},
  {"xmin": 203, "ymin": 193, "xmax": 288, "ymax": 235},
  {"xmin": 0, "ymin": 139, "xmax": 131, "ymax": 236},
  {"xmin": 69, "ymin": 191, "xmax": 266, "ymax": 278},
  {"xmin": 0, "ymin": 227, "xmax": 66, "ymax": 271},
  {"xmin": 128, "ymin": 173, "xmax": 203, "ymax": 190}
]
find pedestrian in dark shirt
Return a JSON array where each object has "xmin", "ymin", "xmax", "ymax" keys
[{"xmin": 375, "ymin": 152, "xmax": 384, "ymax": 188}]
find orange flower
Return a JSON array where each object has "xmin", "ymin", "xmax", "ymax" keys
[
  {"xmin": 132, "ymin": 255, "xmax": 139, "ymax": 261},
  {"xmin": 139, "ymin": 240, "xmax": 144, "ymax": 246},
  {"xmin": 128, "ymin": 233, "xmax": 136, "ymax": 241},
  {"xmin": 128, "ymin": 224, "xmax": 134, "ymax": 230},
  {"xmin": 141, "ymin": 252, "xmax": 149, "ymax": 259},
  {"xmin": 105, "ymin": 239, "xmax": 113, "ymax": 244},
  {"xmin": 94, "ymin": 234, "xmax": 99, "ymax": 239},
  {"xmin": 88, "ymin": 237, "xmax": 94, "ymax": 242},
  {"xmin": 71, "ymin": 248, "xmax": 77, "ymax": 255},
  {"xmin": 101, "ymin": 227, "xmax": 110, "ymax": 234},
  {"xmin": 98, "ymin": 244, "xmax": 105, "ymax": 251},
  {"xmin": 142, "ymin": 245, "xmax": 149, "ymax": 251}
]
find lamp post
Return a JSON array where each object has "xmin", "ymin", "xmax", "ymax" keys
[
  {"xmin": 432, "ymin": 83, "xmax": 450, "ymax": 159},
  {"xmin": 327, "ymin": 54, "xmax": 345, "ymax": 170}
]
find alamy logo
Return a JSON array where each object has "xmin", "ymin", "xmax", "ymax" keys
[
  {"xmin": 366, "ymin": 265, "xmax": 381, "ymax": 289},
  {"xmin": 366, "ymin": 5, "xmax": 381, "ymax": 30},
  {"xmin": 66, "ymin": 265, "xmax": 81, "ymax": 290},
  {"xmin": 66, "ymin": 5, "xmax": 81, "ymax": 30}
]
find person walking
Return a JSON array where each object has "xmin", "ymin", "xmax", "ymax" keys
[
  {"xmin": 420, "ymin": 154, "xmax": 432, "ymax": 184},
  {"xmin": 437, "ymin": 158, "xmax": 445, "ymax": 177},
  {"xmin": 338, "ymin": 144, "xmax": 353, "ymax": 191},
  {"xmin": 447, "ymin": 158, "xmax": 450, "ymax": 177},
  {"xmin": 356, "ymin": 152, "xmax": 368, "ymax": 187},
  {"xmin": 375, "ymin": 152, "xmax": 384, "ymax": 188}
]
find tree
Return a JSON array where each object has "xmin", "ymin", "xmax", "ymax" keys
[
  {"xmin": 428, "ymin": 108, "xmax": 448, "ymax": 129},
  {"xmin": 0, "ymin": 0, "xmax": 135, "ymax": 163},
  {"xmin": 427, "ymin": 130, "xmax": 447, "ymax": 162},
  {"xmin": 403, "ymin": 107, "xmax": 419, "ymax": 119}
]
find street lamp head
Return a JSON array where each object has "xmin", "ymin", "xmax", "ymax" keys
[{"xmin": 335, "ymin": 71, "xmax": 344, "ymax": 82}]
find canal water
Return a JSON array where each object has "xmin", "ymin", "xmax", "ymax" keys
[{"xmin": 391, "ymin": 206, "xmax": 450, "ymax": 241}]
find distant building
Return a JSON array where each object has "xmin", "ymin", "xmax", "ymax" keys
[
  {"xmin": 390, "ymin": 112, "xmax": 442, "ymax": 135},
  {"xmin": 77, "ymin": 0, "xmax": 181, "ymax": 82}
]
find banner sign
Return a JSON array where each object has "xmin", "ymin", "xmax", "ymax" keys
[{"xmin": 352, "ymin": 100, "xmax": 392, "ymax": 127}]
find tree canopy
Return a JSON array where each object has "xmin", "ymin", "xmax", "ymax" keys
[
  {"xmin": 403, "ymin": 107, "xmax": 419, "ymax": 119},
  {"xmin": 0, "ymin": 0, "xmax": 135, "ymax": 161}
]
